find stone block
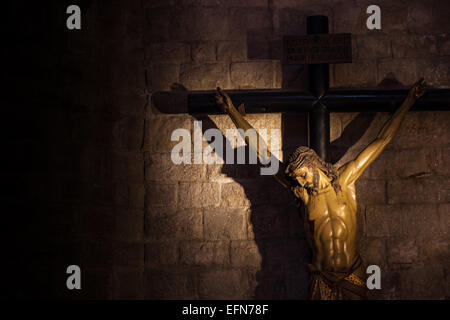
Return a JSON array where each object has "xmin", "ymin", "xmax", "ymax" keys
[
  {"xmin": 226, "ymin": 178, "xmax": 278, "ymax": 207},
  {"xmin": 178, "ymin": 182, "xmax": 220, "ymax": 208},
  {"xmin": 391, "ymin": 35, "xmax": 438, "ymax": 58},
  {"xmin": 356, "ymin": 204, "xmax": 366, "ymax": 239},
  {"xmin": 217, "ymin": 40, "xmax": 247, "ymax": 62},
  {"xmin": 438, "ymin": 147, "xmax": 450, "ymax": 176},
  {"xmin": 437, "ymin": 34, "xmax": 450, "ymax": 55},
  {"xmin": 146, "ymin": 183, "xmax": 177, "ymax": 207},
  {"xmin": 333, "ymin": 0, "xmax": 372, "ymax": 35},
  {"xmin": 365, "ymin": 204, "xmax": 405, "ymax": 237},
  {"xmin": 169, "ymin": 7, "xmax": 228, "ymax": 41},
  {"xmin": 387, "ymin": 177, "xmax": 448, "ymax": 204},
  {"xmin": 367, "ymin": 203, "xmax": 444, "ymax": 238},
  {"xmin": 145, "ymin": 207, "xmax": 203, "ymax": 240},
  {"xmin": 405, "ymin": 0, "xmax": 450, "ymax": 35},
  {"xmin": 204, "ymin": 207, "xmax": 248, "ymax": 240},
  {"xmin": 418, "ymin": 235, "xmax": 449, "ymax": 265},
  {"xmin": 147, "ymin": 63, "xmax": 179, "ymax": 92},
  {"xmin": 231, "ymin": 61, "xmax": 280, "ymax": 89},
  {"xmin": 368, "ymin": 268, "xmax": 402, "ymax": 300},
  {"xmin": 275, "ymin": 0, "xmax": 334, "ymax": 18},
  {"xmin": 180, "ymin": 240, "xmax": 230, "ymax": 266},
  {"xmin": 227, "ymin": 7, "xmax": 273, "ymax": 40},
  {"xmin": 390, "ymin": 112, "xmax": 450, "ymax": 149},
  {"xmin": 437, "ymin": 203, "xmax": 450, "ymax": 236},
  {"xmin": 230, "ymin": 240, "xmax": 262, "ymax": 267},
  {"xmin": 277, "ymin": 8, "xmax": 306, "ymax": 36},
  {"xmin": 220, "ymin": 182, "xmax": 251, "ymax": 207},
  {"xmin": 359, "ymin": 237, "xmax": 387, "ymax": 267},
  {"xmin": 387, "ymin": 238, "xmax": 419, "ymax": 265},
  {"xmin": 332, "ymin": 60, "xmax": 377, "ymax": 88},
  {"xmin": 355, "ymin": 179, "xmax": 386, "ymax": 204},
  {"xmin": 145, "ymin": 152, "xmax": 204, "ymax": 182},
  {"xmin": 191, "ymin": 41, "xmax": 216, "ymax": 62},
  {"xmin": 145, "ymin": 240, "xmax": 178, "ymax": 267},
  {"xmin": 416, "ymin": 57, "xmax": 450, "ymax": 88},
  {"xmin": 368, "ymin": 148, "xmax": 441, "ymax": 179},
  {"xmin": 198, "ymin": 269, "xmax": 250, "ymax": 299},
  {"xmin": 143, "ymin": 115, "xmax": 192, "ymax": 152},
  {"xmin": 184, "ymin": 0, "xmax": 267, "ymax": 6},
  {"xmin": 401, "ymin": 204, "xmax": 441, "ymax": 237},
  {"xmin": 356, "ymin": 34, "xmax": 391, "ymax": 59},
  {"xmin": 147, "ymin": 42, "xmax": 190, "ymax": 63},
  {"xmin": 207, "ymin": 113, "xmax": 282, "ymax": 151},
  {"xmin": 246, "ymin": 28, "xmax": 280, "ymax": 60},
  {"xmin": 378, "ymin": 58, "xmax": 418, "ymax": 86},
  {"xmin": 330, "ymin": 113, "xmax": 342, "ymax": 143},
  {"xmin": 179, "ymin": 62, "xmax": 230, "ymax": 90},
  {"xmin": 361, "ymin": 0, "xmax": 409, "ymax": 34},
  {"xmin": 397, "ymin": 265, "xmax": 446, "ymax": 299},
  {"xmin": 247, "ymin": 204, "xmax": 291, "ymax": 239},
  {"xmin": 142, "ymin": 0, "xmax": 167, "ymax": 8},
  {"xmin": 145, "ymin": 269, "xmax": 198, "ymax": 299},
  {"xmin": 205, "ymin": 161, "xmax": 263, "ymax": 181}
]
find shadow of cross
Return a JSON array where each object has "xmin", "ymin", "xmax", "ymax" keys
[{"xmin": 152, "ymin": 16, "xmax": 450, "ymax": 299}]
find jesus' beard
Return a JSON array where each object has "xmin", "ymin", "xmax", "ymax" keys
[{"xmin": 292, "ymin": 184, "xmax": 319, "ymax": 199}]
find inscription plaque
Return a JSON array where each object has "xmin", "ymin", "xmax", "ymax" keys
[{"xmin": 283, "ymin": 33, "xmax": 352, "ymax": 64}]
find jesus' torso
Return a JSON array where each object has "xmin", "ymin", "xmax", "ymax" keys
[{"xmin": 303, "ymin": 179, "xmax": 359, "ymax": 272}]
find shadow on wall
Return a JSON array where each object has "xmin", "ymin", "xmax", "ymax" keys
[
  {"xmin": 194, "ymin": 115, "xmax": 309, "ymax": 299},
  {"xmin": 191, "ymin": 104, "xmax": 377, "ymax": 299},
  {"xmin": 330, "ymin": 113, "xmax": 377, "ymax": 164}
]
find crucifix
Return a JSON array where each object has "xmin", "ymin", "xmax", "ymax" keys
[{"xmin": 152, "ymin": 16, "xmax": 450, "ymax": 300}]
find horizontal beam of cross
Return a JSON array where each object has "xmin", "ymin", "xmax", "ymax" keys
[{"xmin": 152, "ymin": 89, "xmax": 450, "ymax": 115}]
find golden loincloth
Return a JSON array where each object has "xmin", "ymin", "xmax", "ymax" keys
[{"xmin": 308, "ymin": 255, "xmax": 368, "ymax": 300}]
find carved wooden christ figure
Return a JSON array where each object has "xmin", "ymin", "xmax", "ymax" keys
[{"xmin": 215, "ymin": 79, "xmax": 426, "ymax": 300}]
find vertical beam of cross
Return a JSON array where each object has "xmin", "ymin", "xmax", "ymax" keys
[{"xmin": 307, "ymin": 15, "xmax": 331, "ymax": 162}]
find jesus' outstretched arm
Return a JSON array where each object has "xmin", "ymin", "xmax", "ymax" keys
[
  {"xmin": 339, "ymin": 78, "xmax": 427, "ymax": 185},
  {"xmin": 215, "ymin": 87, "xmax": 291, "ymax": 188}
]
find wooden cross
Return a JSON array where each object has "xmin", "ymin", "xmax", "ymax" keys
[{"xmin": 152, "ymin": 16, "xmax": 450, "ymax": 162}]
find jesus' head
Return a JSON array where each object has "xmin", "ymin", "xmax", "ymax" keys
[{"xmin": 285, "ymin": 146, "xmax": 341, "ymax": 196}]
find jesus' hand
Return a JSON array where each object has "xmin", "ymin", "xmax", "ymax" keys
[
  {"xmin": 215, "ymin": 87, "xmax": 235, "ymax": 113},
  {"xmin": 408, "ymin": 78, "xmax": 426, "ymax": 100}
]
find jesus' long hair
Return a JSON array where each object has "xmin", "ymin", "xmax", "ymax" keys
[{"xmin": 285, "ymin": 146, "xmax": 341, "ymax": 195}]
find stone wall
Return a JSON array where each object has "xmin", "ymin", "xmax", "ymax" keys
[
  {"xmin": 143, "ymin": 0, "xmax": 449, "ymax": 299},
  {"xmin": 5, "ymin": 0, "xmax": 448, "ymax": 299}
]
